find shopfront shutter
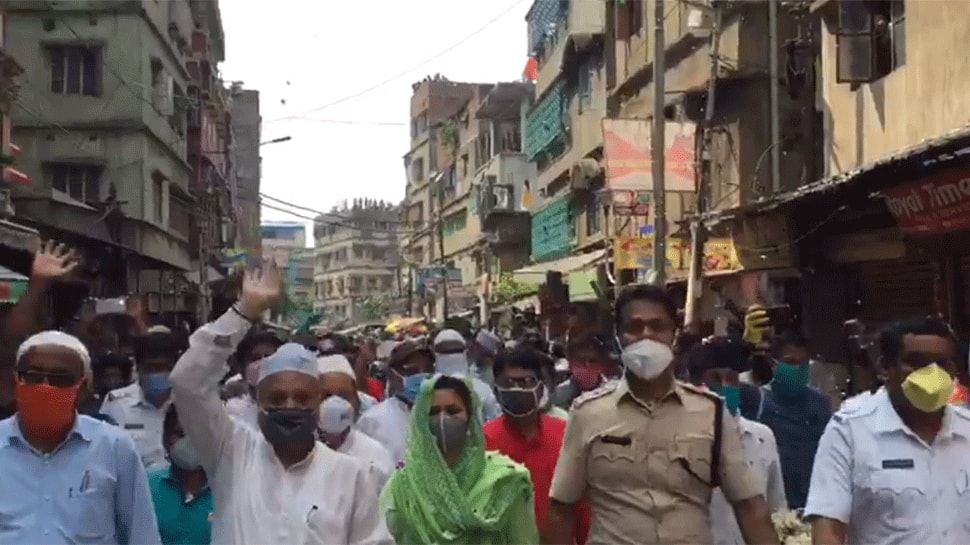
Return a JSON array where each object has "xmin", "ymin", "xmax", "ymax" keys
[{"xmin": 856, "ymin": 260, "xmax": 935, "ymax": 324}]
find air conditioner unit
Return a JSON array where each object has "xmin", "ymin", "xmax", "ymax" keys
[{"xmin": 569, "ymin": 158, "xmax": 601, "ymax": 190}]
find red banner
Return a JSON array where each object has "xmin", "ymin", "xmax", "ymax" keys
[{"xmin": 884, "ymin": 169, "xmax": 970, "ymax": 235}]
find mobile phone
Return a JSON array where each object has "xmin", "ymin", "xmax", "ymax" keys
[
  {"xmin": 763, "ymin": 304, "xmax": 792, "ymax": 328},
  {"xmin": 95, "ymin": 297, "xmax": 127, "ymax": 316}
]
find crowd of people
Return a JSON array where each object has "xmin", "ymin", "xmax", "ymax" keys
[{"xmin": 1, "ymin": 244, "xmax": 970, "ymax": 544}]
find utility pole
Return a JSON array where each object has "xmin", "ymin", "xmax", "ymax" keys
[
  {"xmin": 684, "ymin": 4, "xmax": 723, "ymax": 330},
  {"xmin": 198, "ymin": 214, "xmax": 210, "ymax": 325},
  {"xmin": 651, "ymin": 0, "xmax": 667, "ymax": 285},
  {"xmin": 436, "ymin": 182, "xmax": 449, "ymax": 321}
]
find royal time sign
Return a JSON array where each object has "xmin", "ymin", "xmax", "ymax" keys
[{"xmin": 884, "ymin": 169, "xmax": 970, "ymax": 235}]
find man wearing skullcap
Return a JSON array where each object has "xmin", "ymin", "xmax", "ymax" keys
[
  {"xmin": 0, "ymin": 330, "xmax": 161, "ymax": 544},
  {"xmin": 316, "ymin": 354, "xmax": 395, "ymax": 491},
  {"xmin": 433, "ymin": 329, "xmax": 502, "ymax": 422},
  {"xmin": 170, "ymin": 267, "xmax": 392, "ymax": 545}
]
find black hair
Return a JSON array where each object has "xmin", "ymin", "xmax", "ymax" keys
[
  {"xmin": 769, "ymin": 329, "xmax": 809, "ymax": 358},
  {"xmin": 493, "ymin": 348, "xmax": 545, "ymax": 379},
  {"xmin": 93, "ymin": 352, "xmax": 133, "ymax": 371},
  {"xmin": 566, "ymin": 333, "xmax": 611, "ymax": 359},
  {"xmin": 432, "ymin": 375, "xmax": 474, "ymax": 414},
  {"xmin": 133, "ymin": 332, "xmax": 182, "ymax": 364},
  {"xmin": 614, "ymin": 284, "xmax": 678, "ymax": 327},
  {"xmin": 878, "ymin": 316, "xmax": 956, "ymax": 364},
  {"xmin": 236, "ymin": 330, "xmax": 284, "ymax": 360},
  {"xmin": 163, "ymin": 405, "xmax": 180, "ymax": 438}
]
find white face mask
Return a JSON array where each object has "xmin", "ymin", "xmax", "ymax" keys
[
  {"xmin": 620, "ymin": 338, "xmax": 674, "ymax": 381},
  {"xmin": 318, "ymin": 396, "xmax": 355, "ymax": 435},
  {"xmin": 435, "ymin": 353, "xmax": 469, "ymax": 376}
]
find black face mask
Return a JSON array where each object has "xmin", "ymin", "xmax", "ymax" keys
[{"xmin": 258, "ymin": 408, "xmax": 318, "ymax": 446}]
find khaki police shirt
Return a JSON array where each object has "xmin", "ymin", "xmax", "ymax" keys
[{"xmin": 550, "ymin": 379, "xmax": 761, "ymax": 545}]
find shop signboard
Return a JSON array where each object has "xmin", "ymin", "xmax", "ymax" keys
[
  {"xmin": 884, "ymin": 168, "xmax": 970, "ymax": 235},
  {"xmin": 602, "ymin": 119, "xmax": 696, "ymax": 192}
]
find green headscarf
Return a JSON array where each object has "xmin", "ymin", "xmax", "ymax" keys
[{"xmin": 383, "ymin": 375, "xmax": 534, "ymax": 544}]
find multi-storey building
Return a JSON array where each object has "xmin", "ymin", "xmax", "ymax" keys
[
  {"xmin": 261, "ymin": 220, "xmax": 310, "ymax": 321},
  {"xmin": 697, "ymin": 1, "xmax": 970, "ymax": 373},
  {"xmin": 313, "ymin": 200, "xmax": 399, "ymax": 324},
  {"xmin": 522, "ymin": 0, "xmax": 610, "ymax": 288},
  {"xmin": 0, "ymin": 5, "xmax": 38, "ymax": 264},
  {"xmin": 184, "ymin": 0, "xmax": 230, "ymax": 321},
  {"xmin": 435, "ymin": 82, "xmax": 536, "ymax": 319},
  {"xmin": 230, "ymin": 86, "xmax": 261, "ymax": 259},
  {"xmin": 6, "ymin": 0, "xmax": 196, "ymax": 296},
  {"xmin": 400, "ymin": 77, "xmax": 479, "ymax": 319}
]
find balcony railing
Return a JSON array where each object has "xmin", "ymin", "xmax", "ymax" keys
[
  {"xmin": 478, "ymin": 177, "xmax": 516, "ymax": 218},
  {"xmin": 525, "ymin": 79, "xmax": 568, "ymax": 162},
  {"xmin": 527, "ymin": 0, "xmax": 568, "ymax": 57}
]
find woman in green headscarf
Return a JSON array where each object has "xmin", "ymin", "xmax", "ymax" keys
[{"xmin": 380, "ymin": 374, "xmax": 538, "ymax": 544}]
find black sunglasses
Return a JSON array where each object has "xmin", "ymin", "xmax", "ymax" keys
[{"xmin": 17, "ymin": 370, "xmax": 83, "ymax": 388}]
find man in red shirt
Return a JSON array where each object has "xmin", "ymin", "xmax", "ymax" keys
[{"xmin": 484, "ymin": 348, "xmax": 590, "ymax": 544}]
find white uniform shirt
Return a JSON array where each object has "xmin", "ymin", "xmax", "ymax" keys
[
  {"xmin": 805, "ymin": 388, "xmax": 970, "ymax": 545},
  {"xmin": 357, "ymin": 397, "xmax": 411, "ymax": 465},
  {"xmin": 337, "ymin": 428, "xmax": 396, "ymax": 492},
  {"xmin": 170, "ymin": 311, "xmax": 394, "ymax": 545},
  {"xmin": 225, "ymin": 394, "xmax": 259, "ymax": 430},
  {"xmin": 99, "ymin": 381, "xmax": 169, "ymax": 469},
  {"xmin": 710, "ymin": 416, "xmax": 788, "ymax": 545}
]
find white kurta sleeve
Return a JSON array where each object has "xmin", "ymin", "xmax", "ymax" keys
[{"xmin": 170, "ymin": 310, "xmax": 252, "ymax": 472}]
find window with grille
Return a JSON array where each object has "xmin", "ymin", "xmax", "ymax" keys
[
  {"xmin": 50, "ymin": 163, "xmax": 102, "ymax": 204},
  {"xmin": 49, "ymin": 45, "xmax": 102, "ymax": 96}
]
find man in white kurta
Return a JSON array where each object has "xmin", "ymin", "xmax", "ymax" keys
[{"xmin": 170, "ymin": 269, "xmax": 393, "ymax": 545}]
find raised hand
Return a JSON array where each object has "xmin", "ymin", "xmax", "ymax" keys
[
  {"xmin": 31, "ymin": 241, "xmax": 78, "ymax": 284},
  {"xmin": 237, "ymin": 263, "xmax": 282, "ymax": 320}
]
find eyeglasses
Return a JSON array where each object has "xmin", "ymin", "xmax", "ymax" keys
[{"xmin": 17, "ymin": 370, "xmax": 82, "ymax": 388}]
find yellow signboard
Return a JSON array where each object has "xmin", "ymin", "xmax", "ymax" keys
[{"xmin": 613, "ymin": 236, "xmax": 740, "ymax": 277}]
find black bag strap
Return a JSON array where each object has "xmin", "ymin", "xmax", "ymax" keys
[{"xmin": 711, "ymin": 395, "xmax": 723, "ymax": 488}]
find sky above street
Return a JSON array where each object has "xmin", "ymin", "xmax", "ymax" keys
[{"xmin": 219, "ymin": 0, "xmax": 532, "ymax": 247}]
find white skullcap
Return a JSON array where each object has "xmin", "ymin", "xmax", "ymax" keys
[
  {"xmin": 17, "ymin": 331, "xmax": 92, "ymax": 378},
  {"xmin": 258, "ymin": 343, "xmax": 318, "ymax": 384},
  {"xmin": 433, "ymin": 329, "xmax": 466, "ymax": 350},
  {"xmin": 147, "ymin": 325, "xmax": 172, "ymax": 334},
  {"xmin": 317, "ymin": 354, "xmax": 356, "ymax": 382}
]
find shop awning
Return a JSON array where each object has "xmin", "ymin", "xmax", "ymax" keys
[
  {"xmin": 0, "ymin": 266, "xmax": 28, "ymax": 303},
  {"xmin": 2, "ymin": 167, "xmax": 31, "ymax": 185},
  {"xmin": 0, "ymin": 219, "xmax": 39, "ymax": 253},
  {"xmin": 696, "ymin": 124, "xmax": 970, "ymax": 226},
  {"xmin": 512, "ymin": 249, "xmax": 606, "ymax": 285}
]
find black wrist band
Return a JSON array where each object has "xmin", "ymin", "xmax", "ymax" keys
[{"xmin": 230, "ymin": 304, "xmax": 257, "ymax": 324}]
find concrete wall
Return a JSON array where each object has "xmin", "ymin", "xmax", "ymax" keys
[{"xmin": 819, "ymin": 1, "xmax": 970, "ymax": 175}]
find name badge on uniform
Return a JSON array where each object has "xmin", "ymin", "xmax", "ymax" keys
[
  {"xmin": 124, "ymin": 423, "xmax": 145, "ymax": 430},
  {"xmin": 600, "ymin": 435, "xmax": 632, "ymax": 446},
  {"xmin": 882, "ymin": 458, "xmax": 915, "ymax": 469}
]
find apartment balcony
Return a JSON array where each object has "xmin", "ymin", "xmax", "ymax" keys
[
  {"xmin": 531, "ymin": 195, "xmax": 575, "ymax": 262},
  {"xmin": 534, "ymin": 0, "xmax": 605, "ymax": 97},
  {"xmin": 476, "ymin": 156, "xmax": 533, "ymax": 246},
  {"xmin": 524, "ymin": 80, "xmax": 567, "ymax": 163}
]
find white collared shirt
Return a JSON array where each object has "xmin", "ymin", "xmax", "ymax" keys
[
  {"xmin": 710, "ymin": 416, "xmax": 788, "ymax": 545},
  {"xmin": 805, "ymin": 388, "xmax": 970, "ymax": 545},
  {"xmin": 100, "ymin": 381, "xmax": 169, "ymax": 469},
  {"xmin": 225, "ymin": 394, "xmax": 259, "ymax": 430},
  {"xmin": 170, "ymin": 311, "xmax": 394, "ymax": 545}
]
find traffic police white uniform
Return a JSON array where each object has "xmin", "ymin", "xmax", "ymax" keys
[
  {"xmin": 100, "ymin": 381, "xmax": 169, "ymax": 469},
  {"xmin": 805, "ymin": 387, "xmax": 970, "ymax": 544}
]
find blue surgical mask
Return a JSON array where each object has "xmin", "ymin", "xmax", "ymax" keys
[
  {"xmin": 140, "ymin": 372, "xmax": 171, "ymax": 401},
  {"xmin": 397, "ymin": 372, "xmax": 430, "ymax": 405}
]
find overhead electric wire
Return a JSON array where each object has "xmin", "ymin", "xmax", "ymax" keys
[{"xmin": 264, "ymin": 0, "xmax": 530, "ymax": 124}]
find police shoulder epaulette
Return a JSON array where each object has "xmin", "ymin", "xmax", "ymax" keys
[
  {"xmin": 832, "ymin": 393, "xmax": 877, "ymax": 422},
  {"xmin": 679, "ymin": 381, "xmax": 722, "ymax": 403},
  {"xmin": 106, "ymin": 391, "xmax": 128, "ymax": 402},
  {"xmin": 570, "ymin": 380, "xmax": 619, "ymax": 410}
]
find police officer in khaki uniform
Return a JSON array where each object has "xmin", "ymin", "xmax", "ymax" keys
[{"xmin": 544, "ymin": 285, "xmax": 780, "ymax": 545}]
